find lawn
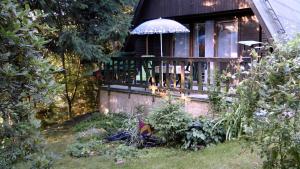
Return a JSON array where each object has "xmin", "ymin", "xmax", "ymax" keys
[
  {"xmin": 43, "ymin": 126, "xmax": 261, "ymax": 169},
  {"xmin": 52, "ymin": 142, "xmax": 261, "ymax": 169},
  {"xmin": 13, "ymin": 113, "xmax": 262, "ymax": 169}
]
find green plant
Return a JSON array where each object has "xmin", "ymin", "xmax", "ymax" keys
[
  {"xmin": 27, "ymin": 152, "xmax": 57, "ymax": 169},
  {"xmin": 114, "ymin": 144, "xmax": 139, "ymax": 161},
  {"xmin": 248, "ymin": 36, "xmax": 300, "ymax": 169},
  {"xmin": 147, "ymin": 95, "xmax": 192, "ymax": 144},
  {"xmin": 67, "ymin": 139, "xmax": 104, "ymax": 158},
  {"xmin": 0, "ymin": 1, "xmax": 60, "ymax": 168},
  {"xmin": 182, "ymin": 118, "xmax": 225, "ymax": 150},
  {"xmin": 215, "ymin": 35, "xmax": 300, "ymax": 168}
]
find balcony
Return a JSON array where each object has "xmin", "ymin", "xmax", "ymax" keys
[{"xmin": 100, "ymin": 55, "xmax": 251, "ymax": 99}]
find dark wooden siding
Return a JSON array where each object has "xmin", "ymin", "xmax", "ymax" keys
[
  {"xmin": 132, "ymin": 14, "xmax": 262, "ymax": 57},
  {"xmin": 238, "ymin": 15, "xmax": 261, "ymax": 57},
  {"xmin": 137, "ymin": 0, "xmax": 250, "ymax": 24}
]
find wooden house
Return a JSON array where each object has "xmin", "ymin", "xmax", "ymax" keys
[{"xmin": 99, "ymin": 0, "xmax": 300, "ymax": 116}]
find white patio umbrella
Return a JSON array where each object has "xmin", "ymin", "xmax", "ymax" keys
[{"xmin": 131, "ymin": 17, "xmax": 190, "ymax": 85}]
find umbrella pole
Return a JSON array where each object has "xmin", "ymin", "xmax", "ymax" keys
[{"xmin": 160, "ymin": 33, "xmax": 163, "ymax": 87}]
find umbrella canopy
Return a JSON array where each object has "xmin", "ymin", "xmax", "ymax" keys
[{"xmin": 131, "ymin": 18, "xmax": 190, "ymax": 35}]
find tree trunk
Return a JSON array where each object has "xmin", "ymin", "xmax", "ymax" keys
[{"xmin": 67, "ymin": 99, "xmax": 73, "ymax": 119}]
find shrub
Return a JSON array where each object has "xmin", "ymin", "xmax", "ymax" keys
[
  {"xmin": 182, "ymin": 118, "xmax": 225, "ymax": 150},
  {"xmin": 114, "ymin": 145, "xmax": 139, "ymax": 162},
  {"xmin": 27, "ymin": 152, "xmax": 57, "ymax": 169},
  {"xmin": 213, "ymin": 35, "xmax": 300, "ymax": 168},
  {"xmin": 67, "ymin": 140, "xmax": 104, "ymax": 158},
  {"xmin": 247, "ymin": 37, "xmax": 300, "ymax": 169},
  {"xmin": 147, "ymin": 96, "xmax": 192, "ymax": 144}
]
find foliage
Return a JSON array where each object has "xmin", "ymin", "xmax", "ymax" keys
[
  {"xmin": 147, "ymin": 96, "xmax": 192, "ymax": 144},
  {"xmin": 30, "ymin": 0, "xmax": 138, "ymax": 117},
  {"xmin": 67, "ymin": 139, "xmax": 104, "ymax": 158},
  {"xmin": 0, "ymin": 0, "xmax": 59, "ymax": 168},
  {"xmin": 27, "ymin": 152, "xmax": 57, "ymax": 169},
  {"xmin": 208, "ymin": 70, "xmax": 223, "ymax": 116},
  {"xmin": 248, "ymin": 36, "xmax": 300, "ymax": 169},
  {"xmin": 212, "ymin": 35, "xmax": 300, "ymax": 168},
  {"xmin": 182, "ymin": 118, "xmax": 225, "ymax": 151},
  {"xmin": 114, "ymin": 144, "xmax": 139, "ymax": 162},
  {"xmin": 73, "ymin": 113, "xmax": 127, "ymax": 134}
]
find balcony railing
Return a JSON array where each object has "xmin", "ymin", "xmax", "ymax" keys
[{"xmin": 101, "ymin": 56, "xmax": 251, "ymax": 94}]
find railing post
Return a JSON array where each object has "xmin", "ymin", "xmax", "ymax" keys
[
  {"xmin": 159, "ymin": 59, "xmax": 162, "ymax": 87},
  {"xmin": 139, "ymin": 59, "xmax": 143, "ymax": 85},
  {"xmin": 207, "ymin": 61, "xmax": 211, "ymax": 86},
  {"xmin": 188, "ymin": 60, "xmax": 193, "ymax": 94},
  {"xmin": 180, "ymin": 61, "xmax": 185, "ymax": 93},
  {"xmin": 173, "ymin": 60, "xmax": 177, "ymax": 89},
  {"xmin": 134, "ymin": 60, "xmax": 137, "ymax": 85},
  {"xmin": 166, "ymin": 59, "xmax": 170, "ymax": 89},
  {"xmin": 198, "ymin": 61, "xmax": 203, "ymax": 93}
]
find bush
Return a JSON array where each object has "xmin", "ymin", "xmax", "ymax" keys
[
  {"xmin": 147, "ymin": 96, "xmax": 192, "ymax": 144},
  {"xmin": 27, "ymin": 152, "xmax": 57, "ymax": 169},
  {"xmin": 114, "ymin": 144, "xmax": 139, "ymax": 162},
  {"xmin": 67, "ymin": 140, "xmax": 104, "ymax": 158},
  {"xmin": 213, "ymin": 35, "xmax": 300, "ymax": 168},
  {"xmin": 182, "ymin": 118, "xmax": 225, "ymax": 150},
  {"xmin": 248, "ymin": 37, "xmax": 300, "ymax": 169}
]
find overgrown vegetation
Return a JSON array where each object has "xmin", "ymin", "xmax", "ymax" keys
[
  {"xmin": 30, "ymin": 0, "xmax": 138, "ymax": 118},
  {"xmin": 0, "ymin": 1, "xmax": 59, "ymax": 168},
  {"xmin": 182, "ymin": 118, "xmax": 225, "ymax": 150},
  {"xmin": 147, "ymin": 96, "xmax": 192, "ymax": 145},
  {"xmin": 210, "ymin": 35, "xmax": 300, "ymax": 168}
]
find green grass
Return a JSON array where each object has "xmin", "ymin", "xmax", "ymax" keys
[
  {"xmin": 14, "ymin": 112, "xmax": 262, "ymax": 169},
  {"xmin": 49, "ymin": 139, "xmax": 261, "ymax": 169}
]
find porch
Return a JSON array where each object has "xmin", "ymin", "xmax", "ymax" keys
[{"xmin": 100, "ymin": 55, "xmax": 251, "ymax": 98}]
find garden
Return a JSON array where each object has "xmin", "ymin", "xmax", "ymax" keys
[{"xmin": 1, "ymin": 0, "xmax": 300, "ymax": 169}]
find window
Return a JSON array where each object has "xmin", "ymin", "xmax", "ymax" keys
[
  {"xmin": 216, "ymin": 20, "xmax": 238, "ymax": 58},
  {"xmin": 193, "ymin": 23, "xmax": 205, "ymax": 57},
  {"xmin": 174, "ymin": 24, "xmax": 190, "ymax": 57}
]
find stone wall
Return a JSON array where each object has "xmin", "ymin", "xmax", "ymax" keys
[{"xmin": 99, "ymin": 90, "xmax": 211, "ymax": 117}]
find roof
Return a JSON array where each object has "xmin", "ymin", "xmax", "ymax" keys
[{"xmin": 249, "ymin": 0, "xmax": 300, "ymax": 41}]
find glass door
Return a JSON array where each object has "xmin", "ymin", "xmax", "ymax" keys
[{"xmin": 215, "ymin": 20, "xmax": 238, "ymax": 58}]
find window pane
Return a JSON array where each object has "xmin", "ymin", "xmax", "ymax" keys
[
  {"xmin": 216, "ymin": 20, "xmax": 238, "ymax": 58},
  {"xmin": 193, "ymin": 23, "xmax": 205, "ymax": 57},
  {"xmin": 174, "ymin": 25, "xmax": 190, "ymax": 57}
]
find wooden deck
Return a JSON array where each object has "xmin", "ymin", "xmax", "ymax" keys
[{"xmin": 99, "ymin": 56, "xmax": 251, "ymax": 99}]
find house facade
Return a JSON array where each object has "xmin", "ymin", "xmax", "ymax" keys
[{"xmin": 98, "ymin": 0, "xmax": 300, "ymax": 116}]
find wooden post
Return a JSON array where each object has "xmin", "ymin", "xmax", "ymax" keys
[
  {"xmin": 198, "ymin": 61, "xmax": 203, "ymax": 92},
  {"xmin": 166, "ymin": 60, "xmax": 170, "ymax": 88},
  {"xmin": 188, "ymin": 60, "xmax": 193, "ymax": 94},
  {"xmin": 180, "ymin": 61, "xmax": 185, "ymax": 93}
]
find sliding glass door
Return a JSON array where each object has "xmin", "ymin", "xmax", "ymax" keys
[
  {"xmin": 174, "ymin": 25, "xmax": 190, "ymax": 57},
  {"xmin": 215, "ymin": 20, "xmax": 238, "ymax": 58}
]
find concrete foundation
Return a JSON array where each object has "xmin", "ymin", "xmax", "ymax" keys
[{"xmin": 99, "ymin": 90, "xmax": 211, "ymax": 117}]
